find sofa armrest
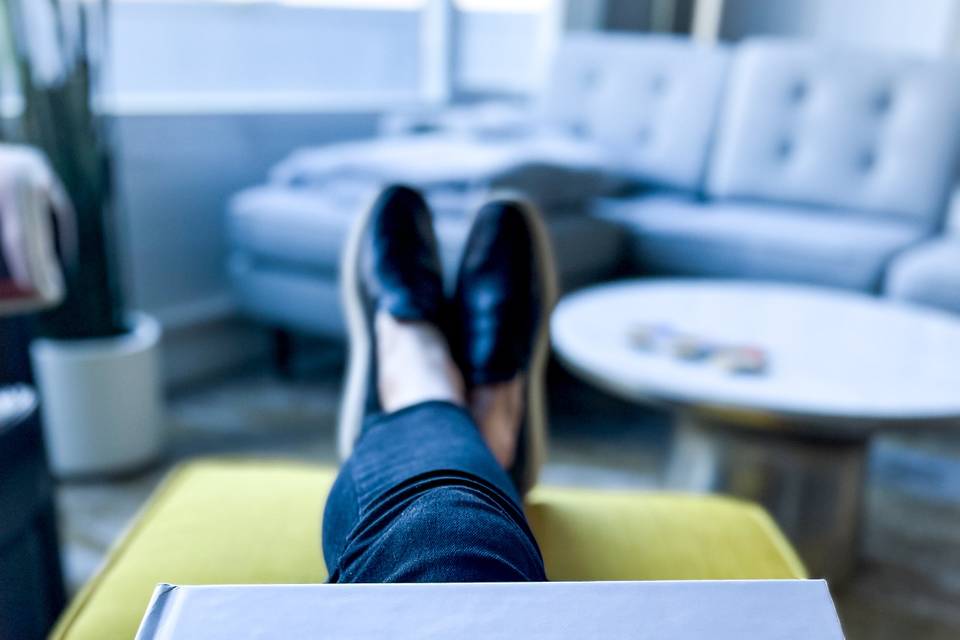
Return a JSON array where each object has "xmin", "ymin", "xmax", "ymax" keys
[{"xmin": 379, "ymin": 101, "xmax": 538, "ymax": 139}]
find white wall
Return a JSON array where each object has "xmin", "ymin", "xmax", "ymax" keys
[
  {"xmin": 720, "ymin": 0, "xmax": 960, "ymax": 56},
  {"xmin": 109, "ymin": 110, "xmax": 382, "ymax": 385},
  {"xmin": 112, "ymin": 111, "xmax": 380, "ymax": 326}
]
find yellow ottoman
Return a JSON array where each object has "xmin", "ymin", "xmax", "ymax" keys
[{"xmin": 51, "ymin": 459, "xmax": 805, "ymax": 639}]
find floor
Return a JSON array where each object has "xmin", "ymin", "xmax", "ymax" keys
[{"xmin": 57, "ymin": 357, "xmax": 960, "ymax": 639}]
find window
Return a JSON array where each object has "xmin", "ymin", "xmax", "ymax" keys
[
  {"xmin": 108, "ymin": 0, "xmax": 430, "ymax": 113},
  {"xmin": 2, "ymin": 0, "xmax": 559, "ymax": 115},
  {"xmin": 454, "ymin": 0, "xmax": 558, "ymax": 97}
]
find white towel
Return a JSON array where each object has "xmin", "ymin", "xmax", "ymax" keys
[
  {"xmin": 0, "ymin": 144, "xmax": 73, "ymax": 315},
  {"xmin": 268, "ymin": 133, "xmax": 625, "ymax": 211}
]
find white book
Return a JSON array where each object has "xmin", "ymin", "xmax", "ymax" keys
[{"xmin": 136, "ymin": 579, "xmax": 845, "ymax": 639}]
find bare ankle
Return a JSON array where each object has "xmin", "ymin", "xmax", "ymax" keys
[
  {"xmin": 375, "ymin": 312, "xmax": 466, "ymax": 413},
  {"xmin": 470, "ymin": 377, "xmax": 524, "ymax": 468}
]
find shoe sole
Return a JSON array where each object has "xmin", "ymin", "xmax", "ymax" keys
[
  {"xmin": 338, "ymin": 187, "xmax": 382, "ymax": 461},
  {"xmin": 484, "ymin": 191, "xmax": 559, "ymax": 493}
]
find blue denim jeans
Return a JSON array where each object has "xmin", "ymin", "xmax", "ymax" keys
[{"xmin": 322, "ymin": 400, "xmax": 546, "ymax": 582}]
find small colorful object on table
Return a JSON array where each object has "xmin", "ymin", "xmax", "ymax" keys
[
  {"xmin": 627, "ymin": 322, "xmax": 768, "ymax": 375},
  {"xmin": 712, "ymin": 345, "xmax": 768, "ymax": 375},
  {"xmin": 671, "ymin": 334, "xmax": 716, "ymax": 361},
  {"xmin": 628, "ymin": 322, "xmax": 676, "ymax": 352}
]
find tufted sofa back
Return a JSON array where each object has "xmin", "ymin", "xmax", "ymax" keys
[
  {"xmin": 539, "ymin": 34, "xmax": 730, "ymax": 191},
  {"xmin": 709, "ymin": 39, "xmax": 960, "ymax": 227}
]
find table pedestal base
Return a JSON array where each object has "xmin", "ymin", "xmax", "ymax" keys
[{"xmin": 666, "ymin": 413, "xmax": 867, "ymax": 585}]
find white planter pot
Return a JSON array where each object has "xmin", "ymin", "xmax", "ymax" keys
[{"xmin": 30, "ymin": 312, "xmax": 165, "ymax": 477}]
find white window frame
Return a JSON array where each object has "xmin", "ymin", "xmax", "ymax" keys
[{"xmin": 2, "ymin": 0, "xmax": 563, "ymax": 116}]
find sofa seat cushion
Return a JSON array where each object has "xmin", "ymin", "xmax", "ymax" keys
[
  {"xmin": 596, "ymin": 194, "xmax": 927, "ymax": 291},
  {"xmin": 51, "ymin": 459, "xmax": 805, "ymax": 640},
  {"xmin": 885, "ymin": 237, "xmax": 960, "ymax": 314},
  {"xmin": 229, "ymin": 184, "xmax": 625, "ymax": 288}
]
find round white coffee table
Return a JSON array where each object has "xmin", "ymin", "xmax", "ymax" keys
[{"xmin": 551, "ymin": 279, "xmax": 960, "ymax": 582}]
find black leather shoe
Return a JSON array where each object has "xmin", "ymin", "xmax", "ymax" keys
[
  {"xmin": 338, "ymin": 184, "xmax": 445, "ymax": 460},
  {"xmin": 452, "ymin": 196, "xmax": 558, "ymax": 494}
]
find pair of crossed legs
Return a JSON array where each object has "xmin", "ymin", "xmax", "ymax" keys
[{"xmin": 322, "ymin": 186, "xmax": 556, "ymax": 582}]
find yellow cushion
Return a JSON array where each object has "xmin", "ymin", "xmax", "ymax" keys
[{"xmin": 51, "ymin": 459, "xmax": 805, "ymax": 640}]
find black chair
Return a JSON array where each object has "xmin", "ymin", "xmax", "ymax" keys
[{"xmin": 0, "ymin": 317, "xmax": 66, "ymax": 639}]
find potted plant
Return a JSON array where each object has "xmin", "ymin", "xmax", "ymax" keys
[{"xmin": 2, "ymin": 0, "xmax": 164, "ymax": 476}]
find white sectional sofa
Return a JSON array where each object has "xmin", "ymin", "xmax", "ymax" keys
[
  {"xmin": 227, "ymin": 34, "xmax": 960, "ymax": 347},
  {"xmin": 597, "ymin": 39, "xmax": 960, "ymax": 292}
]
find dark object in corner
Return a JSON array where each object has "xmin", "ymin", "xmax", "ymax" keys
[
  {"xmin": 272, "ymin": 328, "xmax": 295, "ymax": 379},
  {"xmin": 0, "ymin": 385, "xmax": 66, "ymax": 640}
]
